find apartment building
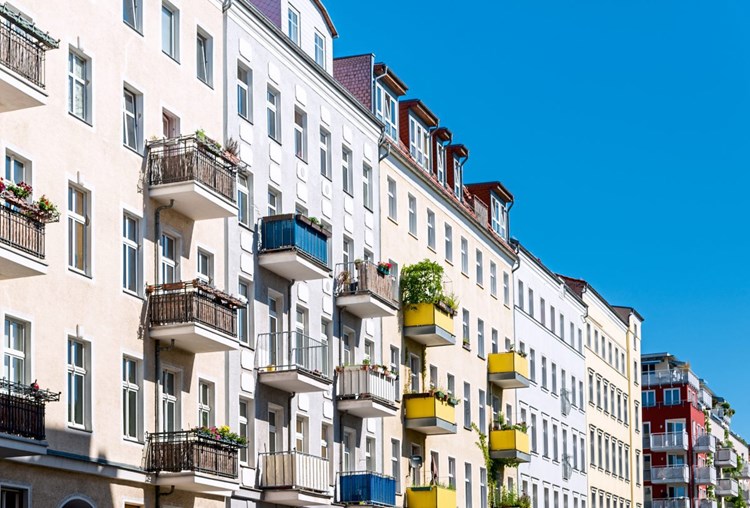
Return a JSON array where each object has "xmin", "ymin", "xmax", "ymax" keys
[
  {"xmin": 560, "ymin": 277, "xmax": 644, "ymax": 508},
  {"xmin": 0, "ymin": 0, "xmax": 241, "ymax": 506},
  {"xmin": 334, "ymin": 54, "xmax": 524, "ymax": 508},
  {"xmin": 514, "ymin": 244, "xmax": 589, "ymax": 508},
  {"xmin": 641, "ymin": 353, "xmax": 750, "ymax": 508},
  {"xmin": 221, "ymin": 1, "xmax": 385, "ymax": 507}
]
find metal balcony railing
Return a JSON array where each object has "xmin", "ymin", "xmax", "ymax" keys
[
  {"xmin": 336, "ymin": 365, "xmax": 398, "ymax": 407},
  {"xmin": 641, "ymin": 369, "xmax": 699, "ymax": 390},
  {"xmin": 337, "ymin": 471, "xmax": 396, "ymax": 506},
  {"xmin": 0, "ymin": 6, "xmax": 58, "ymax": 88},
  {"xmin": 693, "ymin": 433, "xmax": 717, "ymax": 452},
  {"xmin": 256, "ymin": 331, "xmax": 331, "ymax": 380},
  {"xmin": 259, "ymin": 214, "xmax": 330, "ymax": 269},
  {"xmin": 334, "ymin": 261, "xmax": 399, "ymax": 306},
  {"xmin": 693, "ymin": 466, "xmax": 717, "ymax": 485},
  {"xmin": 260, "ymin": 451, "xmax": 329, "ymax": 493},
  {"xmin": 0, "ymin": 379, "xmax": 59, "ymax": 441},
  {"xmin": 650, "ymin": 431, "xmax": 688, "ymax": 450},
  {"xmin": 716, "ymin": 478, "xmax": 738, "ymax": 497},
  {"xmin": 144, "ymin": 430, "xmax": 243, "ymax": 479},
  {"xmin": 711, "ymin": 407, "xmax": 732, "ymax": 425},
  {"xmin": 652, "ymin": 498, "xmax": 690, "ymax": 508},
  {"xmin": 147, "ymin": 135, "xmax": 238, "ymax": 203},
  {"xmin": 147, "ymin": 281, "xmax": 242, "ymax": 337},
  {"xmin": 651, "ymin": 465, "xmax": 689, "ymax": 483},
  {"xmin": 0, "ymin": 204, "xmax": 45, "ymax": 258},
  {"xmin": 699, "ymin": 389, "xmax": 712, "ymax": 408}
]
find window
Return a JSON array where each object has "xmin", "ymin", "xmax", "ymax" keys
[
  {"xmin": 590, "ymin": 430, "xmax": 596, "ymax": 465},
  {"xmin": 68, "ymin": 51, "xmax": 90, "ymax": 122},
  {"xmin": 267, "ymin": 88, "xmax": 280, "ymax": 141},
  {"xmin": 122, "ymin": 357, "xmax": 141, "ymax": 440},
  {"xmin": 295, "ymin": 416, "xmax": 308, "ymax": 452},
  {"xmin": 581, "ymin": 436, "xmax": 586, "ymax": 467},
  {"xmin": 464, "ymin": 382, "xmax": 471, "ymax": 429},
  {"xmin": 314, "ymin": 31, "xmax": 326, "ymax": 67},
  {"xmin": 409, "ymin": 117, "xmax": 429, "ymax": 170},
  {"xmin": 319, "ymin": 129, "xmax": 331, "ymax": 178},
  {"xmin": 664, "ymin": 388, "xmax": 680, "ymax": 406},
  {"xmin": 366, "ymin": 436, "xmax": 375, "ymax": 471},
  {"xmin": 342, "ymin": 237, "xmax": 353, "ymax": 266},
  {"xmin": 123, "ymin": 88, "xmax": 140, "ymax": 150},
  {"xmin": 551, "ymin": 363, "xmax": 557, "ymax": 394},
  {"xmin": 477, "ymin": 319, "xmax": 485, "ymax": 358},
  {"xmin": 453, "ymin": 158, "xmax": 463, "ymax": 198},
  {"xmin": 267, "ymin": 188, "xmax": 279, "ymax": 216},
  {"xmin": 237, "ymin": 64, "xmax": 252, "ymax": 120},
  {"xmin": 462, "ymin": 309, "xmax": 470, "ymax": 346},
  {"xmin": 68, "ymin": 185, "xmax": 90, "ymax": 274},
  {"xmin": 159, "ymin": 233, "xmax": 178, "ymax": 283},
  {"xmin": 392, "ymin": 439, "xmax": 401, "ymax": 493},
  {"xmin": 476, "ymin": 250, "xmax": 484, "ymax": 285},
  {"xmin": 445, "ymin": 224, "xmax": 453, "ymax": 262},
  {"xmin": 287, "ymin": 6, "xmax": 300, "ymax": 45},
  {"xmin": 239, "ymin": 399, "xmax": 250, "ymax": 464},
  {"xmin": 503, "ymin": 272, "xmax": 510, "ymax": 305},
  {"xmin": 491, "ymin": 195, "xmax": 507, "ymax": 238},
  {"xmin": 387, "ymin": 177, "xmax": 397, "ymax": 220},
  {"xmin": 375, "ymin": 84, "xmax": 398, "ymax": 139},
  {"xmin": 198, "ymin": 381, "xmax": 213, "ymax": 426},
  {"xmin": 465, "ymin": 463, "xmax": 473, "ymax": 508},
  {"xmin": 529, "ymin": 349, "xmax": 536, "ymax": 381},
  {"xmin": 447, "ymin": 373, "xmax": 455, "ymax": 397},
  {"xmin": 552, "ymin": 423, "xmax": 559, "ymax": 460},
  {"xmin": 407, "ymin": 194, "xmax": 417, "ymax": 235},
  {"xmin": 123, "ymin": 0, "xmax": 142, "ymax": 31},
  {"xmin": 268, "ymin": 406, "xmax": 281, "ymax": 452},
  {"xmin": 461, "ymin": 237, "xmax": 468, "ymax": 274},
  {"xmin": 531, "ymin": 414, "xmax": 538, "ymax": 452},
  {"xmin": 342, "ymin": 148, "xmax": 353, "ymax": 194},
  {"xmin": 479, "ymin": 388, "xmax": 486, "ymax": 431},
  {"xmin": 238, "ymin": 175, "xmax": 251, "ymax": 226},
  {"xmin": 363, "ymin": 164, "xmax": 373, "ymax": 209},
  {"xmin": 597, "ymin": 378, "xmax": 602, "ymax": 407},
  {"xmin": 487, "ymin": 262, "xmax": 497, "ymax": 297},
  {"xmin": 196, "ymin": 31, "xmax": 212, "ymax": 85},
  {"xmin": 550, "ymin": 306, "xmax": 556, "ymax": 333},
  {"xmin": 480, "ymin": 468, "xmax": 488, "ymax": 508},
  {"xmin": 162, "ymin": 4, "xmax": 178, "ymax": 59},
  {"xmin": 528, "ymin": 288, "xmax": 535, "ymax": 317},
  {"xmin": 560, "ymin": 315, "xmax": 565, "ymax": 339},
  {"xmin": 448, "ymin": 457, "xmax": 456, "ymax": 489},
  {"xmin": 3, "ymin": 317, "xmax": 28, "ymax": 383},
  {"xmin": 642, "ymin": 390, "xmax": 655, "ymax": 407},
  {"xmin": 343, "ymin": 429, "xmax": 355, "ymax": 471},
  {"xmin": 197, "ymin": 249, "xmax": 213, "ymax": 283},
  {"xmin": 541, "ymin": 356, "xmax": 547, "ymax": 389},
  {"xmin": 321, "ymin": 423, "xmax": 331, "ymax": 462},
  {"xmin": 67, "ymin": 338, "xmax": 89, "ymax": 428},
  {"xmin": 122, "ymin": 214, "xmax": 140, "ymax": 294},
  {"xmin": 238, "ymin": 280, "xmax": 250, "ymax": 345},
  {"xmin": 291, "ymin": 108, "xmax": 308, "ymax": 160},
  {"xmin": 161, "ymin": 369, "xmax": 180, "ymax": 432},
  {"xmin": 4, "ymin": 153, "xmax": 28, "ymax": 184},
  {"xmin": 542, "ymin": 419, "xmax": 549, "ymax": 457},
  {"xmin": 436, "ymin": 143, "xmax": 446, "ymax": 184},
  {"xmin": 427, "ymin": 210, "xmax": 436, "ymax": 249}
]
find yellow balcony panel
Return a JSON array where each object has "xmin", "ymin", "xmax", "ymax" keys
[
  {"xmin": 406, "ymin": 485, "xmax": 456, "ymax": 508},
  {"xmin": 488, "ymin": 352, "xmax": 530, "ymax": 389},
  {"xmin": 404, "ymin": 393, "xmax": 457, "ymax": 435},
  {"xmin": 403, "ymin": 303, "xmax": 455, "ymax": 347},
  {"xmin": 489, "ymin": 429, "xmax": 531, "ymax": 463}
]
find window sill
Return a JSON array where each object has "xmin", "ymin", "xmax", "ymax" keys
[
  {"xmin": 476, "ymin": 283, "xmax": 484, "ymax": 290},
  {"xmin": 427, "ymin": 245, "xmax": 437, "ymax": 254},
  {"xmin": 198, "ymin": 77, "xmax": 214, "ymax": 90},
  {"xmin": 295, "ymin": 154, "xmax": 308, "ymax": 164},
  {"xmin": 477, "ymin": 354, "xmax": 485, "ymax": 360},
  {"xmin": 162, "ymin": 51, "xmax": 180, "ymax": 65},
  {"xmin": 490, "ymin": 293, "xmax": 498, "ymax": 300},
  {"xmin": 123, "ymin": 436, "xmax": 145, "ymax": 445},
  {"xmin": 268, "ymin": 135, "xmax": 282, "ymax": 146},
  {"xmin": 68, "ymin": 267, "xmax": 93, "ymax": 280},
  {"xmin": 444, "ymin": 259, "xmax": 453, "ymax": 266},
  {"xmin": 68, "ymin": 111, "xmax": 93, "ymax": 127},
  {"xmin": 123, "ymin": 21, "xmax": 144, "ymax": 36},
  {"xmin": 238, "ymin": 221, "xmax": 255, "ymax": 233},
  {"xmin": 67, "ymin": 425, "xmax": 92, "ymax": 434},
  {"xmin": 461, "ymin": 271, "xmax": 469, "ymax": 279},
  {"xmin": 123, "ymin": 144, "xmax": 144, "ymax": 157},
  {"xmin": 408, "ymin": 232, "xmax": 418, "ymax": 241},
  {"xmin": 122, "ymin": 288, "xmax": 145, "ymax": 301},
  {"xmin": 239, "ymin": 114, "xmax": 254, "ymax": 125},
  {"xmin": 387, "ymin": 216, "xmax": 398, "ymax": 226}
]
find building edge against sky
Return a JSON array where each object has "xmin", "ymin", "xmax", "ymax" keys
[{"xmin": 1, "ymin": 0, "xmax": 746, "ymax": 508}]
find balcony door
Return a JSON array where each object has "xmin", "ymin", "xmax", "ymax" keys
[
  {"xmin": 668, "ymin": 486, "xmax": 686, "ymax": 499},
  {"xmin": 666, "ymin": 420, "xmax": 685, "ymax": 433},
  {"xmin": 667, "ymin": 454, "xmax": 685, "ymax": 466},
  {"xmin": 161, "ymin": 369, "xmax": 180, "ymax": 432},
  {"xmin": 268, "ymin": 295, "xmax": 280, "ymax": 365},
  {"xmin": 409, "ymin": 354, "xmax": 421, "ymax": 393}
]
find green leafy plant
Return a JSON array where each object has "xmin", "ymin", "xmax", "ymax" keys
[
  {"xmin": 498, "ymin": 487, "xmax": 531, "ymax": 508},
  {"xmin": 400, "ymin": 259, "xmax": 457, "ymax": 314},
  {"xmin": 194, "ymin": 425, "xmax": 247, "ymax": 446}
]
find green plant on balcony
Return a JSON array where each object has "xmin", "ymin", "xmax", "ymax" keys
[
  {"xmin": 498, "ymin": 488, "xmax": 532, "ymax": 508},
  {"xmin": 473, "ymin": 423, "xmax": 530, "ymax": 507},
  {"xmin": 707, "ymin": 486, "xmax": 716, "ymax": 501},
  {"xmin": 194, "ymin": 425, "xmax": 247, "ymax": 446},
  {"xmin": 727, "ymin": 495, "xmax": 746, "ymax": 508},
  {"xmin": 195, "ymin": 128, "xmax": 223, "ymax": 156},
  {"xmin": 704, "ymin": 409, "xmax": 712, "ymax": 433},
  {"xmin": 0, "ymin": 179, "xmax": 60, "ymax": 222},
  {"xmin": 491, "ymin": 413, "xmax": 528, "ymax": 433},
  {"xmin": 400, "ymin": 259, "xmax": 458, "ymax": 315},
  {"xmin": 507, "ymin": 345, "xmax": 528, "ymax": 358}
]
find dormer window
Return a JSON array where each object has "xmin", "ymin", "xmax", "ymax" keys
[
  {"xmin": 409, "ymin": 117, "xmax": 430, "ymax": 170},
  {"xmin": 314, "ymin": 31, "xmax": 326, "ymax": 68},
  {"xmin": 436, "ymin": 144, "xmax": 446, "ymax": 185},
  {"xmin": 491, "ymin": 194, "xmax": 508, "ymax": 240},
  {"xmin": 453, "ymin": 158, "xmax": 462, "ymax": 199},
  {"xmin": 375, "ymin": 84, "xmax": 398, "ymax": 139},
  {"xmin": 287, "ymin": 6, "xmax": 300, "ymax": 46}
]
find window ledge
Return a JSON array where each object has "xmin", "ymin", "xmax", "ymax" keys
[
  {"xmin": 387, "ymin": 216, "xmax": 398, "ymax": 226},
  {"xmin": 122, "ymin": 289, "xmax": 145, "ymax": 301},
  {"xmin": 68, "ymin": 112, "xmax": 93, "ymax": 127},
  {"xmin": 68, "ymin": 267, "xmax": 93, "ymax": 280}
]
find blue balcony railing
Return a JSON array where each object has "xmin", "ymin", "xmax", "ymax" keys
[
  {"xmin": 338, "ymin": 471, "xmax": 396, "ymax": 507},
  {"xmin": 259, "ymin": 214, "xmax": 330, "ymax": 269}
]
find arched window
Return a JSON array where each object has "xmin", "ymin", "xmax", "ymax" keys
[{"xmin": 60, "ymin": 499, "xmax": 95, "ymax": 508}]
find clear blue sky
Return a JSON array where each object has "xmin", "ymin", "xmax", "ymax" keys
[{"xmin": 329, "ymin": 1, "xmax": 750, "ymax": 439}]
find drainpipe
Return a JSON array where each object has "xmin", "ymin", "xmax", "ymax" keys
[
  {"xmin": 507, "ymin": 240, "xmax": 522, "ymax": 494},
  {"xmin": 287, "ymin": 278, "xmax": 295, "ymax": 452}
]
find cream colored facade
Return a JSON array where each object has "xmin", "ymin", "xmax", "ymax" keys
[
  {"xmin": 561, "ymin": 278, "xmax": 644, "ymax": 508},
  {"xmin": 0, "ymin": 0, "xmax": 234, "ymax": 506}
]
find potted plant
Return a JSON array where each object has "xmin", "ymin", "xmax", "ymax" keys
[{"xmin": 377, "ymin": 261, "xmax": 392, "ymax": 275}]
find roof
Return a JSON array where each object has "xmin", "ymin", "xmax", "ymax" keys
[
  {"xmin": 332, "ymin": 54, "xmax": 373, "ymax": 110},
  {"xmin": 312, "ymin": 0, "xmax": 338, "ymax": 38},
  {"xmin": 374, "ymin": 62, "xmax": 408, "ymax": 96},
  {"xmin": 512, "ymin": 241, "xmax": 587, "ymax": 308},
  {"xmin": 434, "ymin": 126, "xmax": 453, "ymax": 143},
  {"xmin": 448, "ymin": 144, "xmax": 469, "ymax": 159},
  {"xmin": 613, "ymin": 305, "xmax": 645, "ymax": 323},
  {"xmin": 558, "ymin": 275, "xmax": 631, "ymax": 327},
  {"xmin": 466, "ymin": 181, "xmax": 514, "ymax": 204},
  {"xmin": 401, "ymin": 99, "xmax": 439, "ymax": 127}
]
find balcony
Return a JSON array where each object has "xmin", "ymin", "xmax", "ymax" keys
[
  {"xmin": 711, "ymin": 407, "xmax": 732, "ymax": 426},
  {"xmin": 695, "ymin": 499, "xmax": 717, "ymax": 508},
  {"xmin": 336, "ymin": 365, "xmax": 399, "ymax": 418},
  {"xmin": 259, "ymin": 451, "xmax": 331, "ymax": 506},
  {"xmin": 489, "ymin": 429, "xmax": 531, "ymax": 463},
  {"xmin": 487, "ymin": 352, "xmax": 530, "ymax": 389},
  {"xmin": 0, "ymin": 204, "xmax": 46, "ymax": 278},
  {"xmin": 256, "ymin": 331, "xmax": 332, "ymax": 393},
  {"xmin": 693, "ymin": 434, "xmax": 717, "ymax": 454},
  {"xmin": 147, "ymin": 281, "xmax": 242, "ymax": 354},
  {"xmin": 699, "ymin": 389, "xmax": 713, "ymax": 409},
  {"xmin": 0, "ymin": 6, "xmax": 58, "ymax": 112},
  {"xmin": 716, "ymin": 479, "xmax": 738, "ymax": 497},
  {"xmin": 642, "ymin": 369, "xmax": 699, "ymax": 390},
  {"xmin": 406, "ymin": 485, "xmax": 456, "ymax": 508},
  {"xmin": 0, "ymin": 379, "xmax": 59, "ymax": 457},
  {"xmin": 335, "ymin": 261, "xmax": 399, "ymax": 318},
  {"xmin": 404, "ymin": 392, "xmax": 457, "ymax": 435},
  {"xmin": 693, "ymin": 466, "xmax": 717, "ymax": 485},
  {"xmin": 337, "ymin": 471, "xmax": 396, "ymax": 507},
  {"xmin": 650, "ymin": 431, "xmax": 689, "ymax": 452},
  {"xmin": 653, "ymin": 499, "xmax": 690, "ymax": 508},
  {"xmin": 259, "ymin": 214, "xmax": 331, "ymax": 280},
  {"xmin": 739, "ymin": 462, "xmax": 750, "ymax": 479},
  {"xmin": 403, "ymin": 303, "xmax": 455, "ymax": 347},
  {"xmin": 144, "ymin": 430, "xmax": 243, "ymax": 496},
  {"xmin": 650, "ymin": 465, "xmax": 689, "ymax": 484},
  {"xmin": 147, "ymin": 135, "xmax": 238, "ymax": 220},
  {"xmin": 715, "ymin": 447, "xmax": 738, "ymax": 468}
]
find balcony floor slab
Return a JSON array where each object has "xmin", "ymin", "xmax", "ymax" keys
[
  {"xmin": 0, "ymin": 245, "xmax": 47, "ymax": 279},
  {"xmin": 259, "ymin": 250, "xmax": 330, "ymax": 281},
  {"xmin": 150, "ymin": 182, "xmax": 237, "ymax": 220},
  {"xmin": 259, "ymin": 369, "xmax": 332, "ymax": 393},
  {"xmin": 262, "ymin": 489, "xmax": 332, "ymax": 506},
  {"xmin": 337, "ymin": 397, "xmax": 399, "ymax": 418},
  {"xmin": 153, "ymin": 471, "xmax": 240, "ymax": 496},
  {"xmin": 149, "ymin": 323, "xmax": 239, "ymax": 353},
  {"xmin": 0, "ymin": 434, "xmax": 48, "ymax": 458}
]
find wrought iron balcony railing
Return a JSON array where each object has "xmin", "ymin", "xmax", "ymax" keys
[
  {"xmin": 0, "ymin": 378, "xmax": 59, "ymax": 441},
  {"xmin": 144, "ymin": 430, "xmax": 243, "ymax": 479},
  {"xmin": 0, "ymin": 5, "xmax": 58, "ymax": 88},
  {"xmin": 334, "ymin": 261, "xmax": 398, "ymax": 306},
  {"xmin": 0, "ymin": 204, "xmax": 45, "ymax": 259}
]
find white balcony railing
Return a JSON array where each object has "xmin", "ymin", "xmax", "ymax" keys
[
  {"xmin": 699, "ymin": 389, "xmax": 713, "ymax": 408},
  {"xmin": 694, "ymin": 499, "xmax": 716, "ymax": 508},
  {"xmin": 336, "ymin": 365, "xmax": 398, "ymax": 406},
  {"xmin": 693, "ymin": 466, "xmax": 717, "ymax": 485},
  {"xmin": 652, "ymin": 498, "xmax": 690, "ymax": 508},
  {"xmin": 642, "ymin": 369, "xmax": 699, "ymax": 390},
  {"xmin": 650, "ymin": 431, "xmax": 689, "ymax": 451},
  {"xmin": 256, "ymin": 331, "xmax": 331, "ymax": 379},
  {"xmin": 716, "ymin": 447, "xmax": 738, "ymax": 467},
  {"xmin": 693, "ymin": 434, "xmax": 717, "ymax": 453},
  {"xmin": 260, "ymin": 451, "xmax": 330, "ymax": 493},
  {"xmin": 651, "ymin": 466, "xmax": 689, "ymax": 483},
  {"xmin": 716, "ymin": 478, "xmax": 738, "ymax": 497}
]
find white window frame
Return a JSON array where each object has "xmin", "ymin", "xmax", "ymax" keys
[
  {"xmin": 196, "ymin": 29, "xmax": 212, "ymax": 86},
  {"xmin": 320, "ymin": 129, "xmax": 331, "ymax": 178},
  {"xmin": 239, "ymin": 398, "xmax": 250, "ymax": 464},
  {"xmin": 3, "ymin": 317, "xmax": 28, "ymax": 384},
  {"xmin": 237, "ymin": 64, "xmax": 252, "ymax": 121},
  {"xmin": 491, "ymin": 195, "xmax": 508, "ymax": 239},
  {"xmin": 238, "ymin": 174, "xmax": 251, "ymax": 227},
  {"xmin": 161, "ymin": 3, "xmax": 179, "ymax": 60},
  {"xmin": 445, "ymin": 223, "xmax": 453, "ymax": 262},
  {"xmin": 407, "ymin": 194, "xmax": 417, "ymax": 236},
  {"xmin": 460, "ymin": 237, "xmax": 468, "ymax": 274},
  {"xmin": 294, "ymin": 108, "xmax": 307, "ymax": 161},
  {"xmin": 161, "ymin": 368, "xmax": 180, "ymax": 432},
  {"xmin": 122, "ymin": 87, "xmax": 140, "ymax": 151},
  {"xmin": 363, "ymin": 163, "xmax": 373, "ymax": 209},
  {"xmin": 314, "ymin": 31, "xmax": 326, "ymax": 67},
  {"xmin": 375, "ymin": 84, "xmax": 398, "ymax": 139},
  {"xmin": 159, "ymin": 233, "xmax": 179, "ymax": 283},
  {"xmin": 476, "ymin": 249, "xmax": 484, "ymax": 286},
  {"xmin": 342, "ymin": 148, "xmax": 353, "ymax": 194},
  {"xmin": 67, "ymin": 337, "xmax": 90, "ymax": 430},
  {"xmin": 123, "ymin": 0, "xmax": 142, "ymax": 32},
  {"xmin": 267, "ymin": 87, "xmax": 280, "ymax": 141},
  {"xmin": 198, "ymin": 380, "xmax": 213, "ymax": 427},
  {"xmin": 387, "ymin": 177, "xmax": 397, "ymax": 220},
  {"xmin": 490, "ymin": 262, "xmax": 497, "ymax": 297},
  {"xmin": 68, "ymin": 50, "xmax": 91, "ymax": 122},
  {"xmin": 287, "ymin": 6, "xmax": 300, "ymax": 45},
  {"xmin": 426, "ymin": 209, "xmax": 435, "ymax": 249},
  {"xmin": 122, "ymin": 213, "xmax": 141, "ymax": 295},
  {"xmin": 122, "ymin": 356, "xmax": 141, "ymax": 441},
  {"xmin": 68, "ymin": 185, "xmax": 90, "ymax": 275},
  {"xmin": 409, "ymin": 117, "xmax": 430, "ymax": 170}
]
